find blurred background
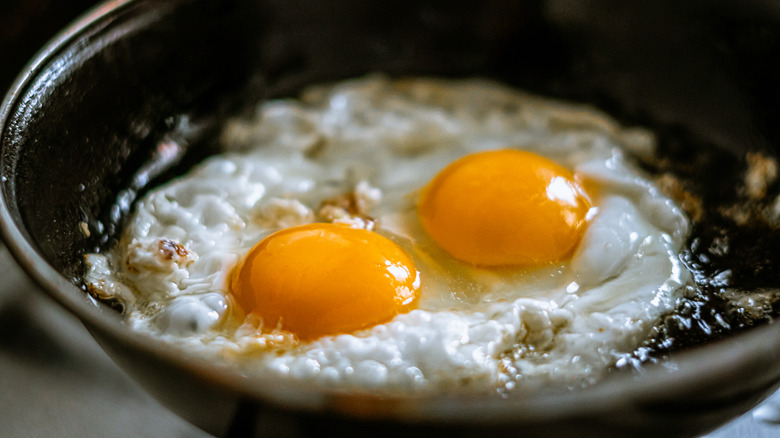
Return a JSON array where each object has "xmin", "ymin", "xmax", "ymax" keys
[{"xmin": 0, "ymin": 1, "xmax": 779, "ymax": 436}]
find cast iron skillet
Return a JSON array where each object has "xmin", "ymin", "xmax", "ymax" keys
[{"xmin": 3, "ymin": 0, "xmax": 780, "ymax": 436}]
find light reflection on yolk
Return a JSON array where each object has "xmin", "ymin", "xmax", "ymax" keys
[
  {"xmin": 418, "ymin": 149, "xmax": 592, "ymax": 266},
  {"xmin": 230, "ymin": 223, "xmax": 420, "ymax": 340}
]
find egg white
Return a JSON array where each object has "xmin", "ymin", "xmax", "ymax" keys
[{"xmin": 84, "ymin": 76, "xmax": 691, "ymax": 393}]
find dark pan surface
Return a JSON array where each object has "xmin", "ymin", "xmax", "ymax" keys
[{"xmin": 3, "ymin": 0, "xmax": 780, "ymax": 436}]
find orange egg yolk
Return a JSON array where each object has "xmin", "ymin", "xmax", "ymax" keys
[
  {"xmin": 418, "ymin": 149, "xmax": 592, "ymax": 266},
  {"xmin": 230, "ymin": 223, "xmax": 420, "ymax": 340}
]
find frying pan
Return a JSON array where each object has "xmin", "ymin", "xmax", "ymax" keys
[{"xmin": 2, "ymin": 0, "xmax": 780, "ymax": 436}]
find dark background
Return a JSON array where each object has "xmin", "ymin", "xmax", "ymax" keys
[{"xmin": 1, "ymin": 0, "xmax": 99, "ymax": 90}]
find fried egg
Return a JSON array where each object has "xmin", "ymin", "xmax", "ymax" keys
[{"xmin": 84, "ymin": 76, "xmax": 692, "ymax": 393}]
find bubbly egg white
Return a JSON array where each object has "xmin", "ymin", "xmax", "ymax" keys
[{"xmin": 84, "ymin": 76, "xmax": 692, "ymax": 393}]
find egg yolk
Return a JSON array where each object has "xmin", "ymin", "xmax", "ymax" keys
[
  {"xmin": 230, "ymin": 223, "xmax": 420, "ymax": 340},
  {"xmin": 418, "ymin": 149, "xmax": 591, "ymax": 266}
]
